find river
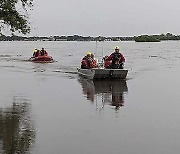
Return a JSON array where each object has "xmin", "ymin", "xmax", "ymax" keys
[{"xmin": 0, "ymin": 41, "xmax": 180, "ymax": 154}]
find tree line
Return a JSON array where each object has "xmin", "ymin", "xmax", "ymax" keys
[
  {"xmin": 0, "ymin": 34, "xmax": 135, "ymax": 41},
  {"xmin": 134, "ymin": 33, "xmax": 180, "ymax": 42},
  {"xmin": 1, "ymin": 33, "xmax": 180, "ymax": 42}
]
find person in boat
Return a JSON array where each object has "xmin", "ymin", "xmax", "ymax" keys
[
  {"xmin": 104, "ymin": 46, "xmax": 125, "ymax": 69},
  {"xmin": 103, "ymin": 55, "xmax": 111, "ymax": 68},
  {"xmin": 40, "ymin": 48, "xmax": 48, "ymax": 56},
  {"xmin": 33, "ymin": 48, "xmax": 40, "ymax": 57},
  {"xmin": 81, "ymin": 52, "xmax": 97, "ymax": 69},
  {"xmin": 91, "ymin": 53, "xmax": 98, "ymax": 67}
]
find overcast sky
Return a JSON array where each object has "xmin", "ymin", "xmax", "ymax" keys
[{"xmin": 28, "ymin": 0, "xmax": 180, "ymax": 36}]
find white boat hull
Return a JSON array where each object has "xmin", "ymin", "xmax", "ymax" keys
[{"xmin": 77, "ymin": 68, "xmax": 128, "ymax": 80}]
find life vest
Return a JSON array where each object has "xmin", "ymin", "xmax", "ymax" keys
[
  {"xmin": 112, "ymin": 52, "xmax": 122, "ymax": 64},
  {"xmin": 81, "ymin": 57, "xmax": 91, "ymax": 68},
  {"xmin": 41, "ymin": 50, "xmax": 48, "ymax": 56},
  {"xmin": 81, "ymin": 57, "xmax": 96, "ymax": 69},
  {"xmin": 90, "ymin": 59, "xmax": 97, "ymax": 68},
  {"xmin": 33, "ymin": 50, "xmax": 40, "ymax": 57},
  {"xmin": 81, "ymin": 59, "xmax": 88, "ymax": 69},
  {"xmin": 104, "ymin": 60, "xmax": 111, "ymax": 68}
]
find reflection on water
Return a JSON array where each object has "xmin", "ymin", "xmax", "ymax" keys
[
  {"xmin": 78, "ymin": 78, "xmax": 128, "ymax": 110},
  {"xmin": 0, "ymin": 96, "xmax": 35, "ymax": 154}
]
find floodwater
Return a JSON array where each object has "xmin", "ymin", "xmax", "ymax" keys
[{"xmin": 0, "ymin": 41, "xmax": 180, "ymax": 154}]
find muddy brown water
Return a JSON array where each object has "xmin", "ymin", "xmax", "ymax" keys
[{"xmin": 0, "ymin": 41, "xmax": 180, "ymax": 154}]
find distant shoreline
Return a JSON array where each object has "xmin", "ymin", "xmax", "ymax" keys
[
  {"xmin": 0, "ymin": 33, "xmax": 180, "ymax": 42},
  {"xmin": 0, "ymin": 35, "xmax": 133, "ymax": 42}
]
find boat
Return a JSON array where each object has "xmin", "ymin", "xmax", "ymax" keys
[
  {"xmin": 29, "ymin": 55, "xmax": 54, "ymax": 63},
  {"xmin": 77, "ymin": 67, "xmax": 128, "ymax": 80}
]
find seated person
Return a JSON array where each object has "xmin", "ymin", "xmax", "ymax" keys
[
  {"xmin": 33, "ymin": 48, "xmax": 40, "ymax": 57},
  {"xmin": 90, "ymin": 53, "xmax": 98, "ymax": 68},
  {"xmin": 103, "ymin": 55, "xmax": 111, "ymax": 68},
  {"xmin": 40, "ymin": 48, "xmax": 48, "ymax": 56},
  {"xmin": 81, "ymin": 52, "xmax": 97, "ymax": 69}
]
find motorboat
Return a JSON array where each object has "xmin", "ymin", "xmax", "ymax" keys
[{"xmin": 77, "ymin": 67, "xmax": 128, "ymax": 80}]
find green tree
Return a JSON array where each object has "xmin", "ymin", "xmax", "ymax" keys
[
  {"xmin": 134, "ymin": 35, "xmax": 160, "ymax": 42},
  {"xmin": 0, "ymin": 0, "xmax": 33, "ymax": 35}
]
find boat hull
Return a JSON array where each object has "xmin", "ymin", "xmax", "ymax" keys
[
  {"xmin": 77, "ymin": 68, "xmax": 128, "ymax": 80},
  {"xmin": 30, "ymin": 56, "xmax": 53, "ymax": 63}
]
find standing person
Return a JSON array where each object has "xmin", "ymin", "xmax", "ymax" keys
[
  {"xmin": 40, "ymin": 48, "xmax": 48, "ymax": 56},
  {"xmin": 105, "ymin": 46, "xmax": 125, "ymax": 69}
]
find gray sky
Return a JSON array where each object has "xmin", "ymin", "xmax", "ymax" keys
[{"xmin": 29, "ymin": 0, "xmax": 180, "ymax": 36}]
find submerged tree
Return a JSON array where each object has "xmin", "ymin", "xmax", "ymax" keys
[{"xmin": 0, "ymin": 0, "xmax": 33, "ymax": 35}]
